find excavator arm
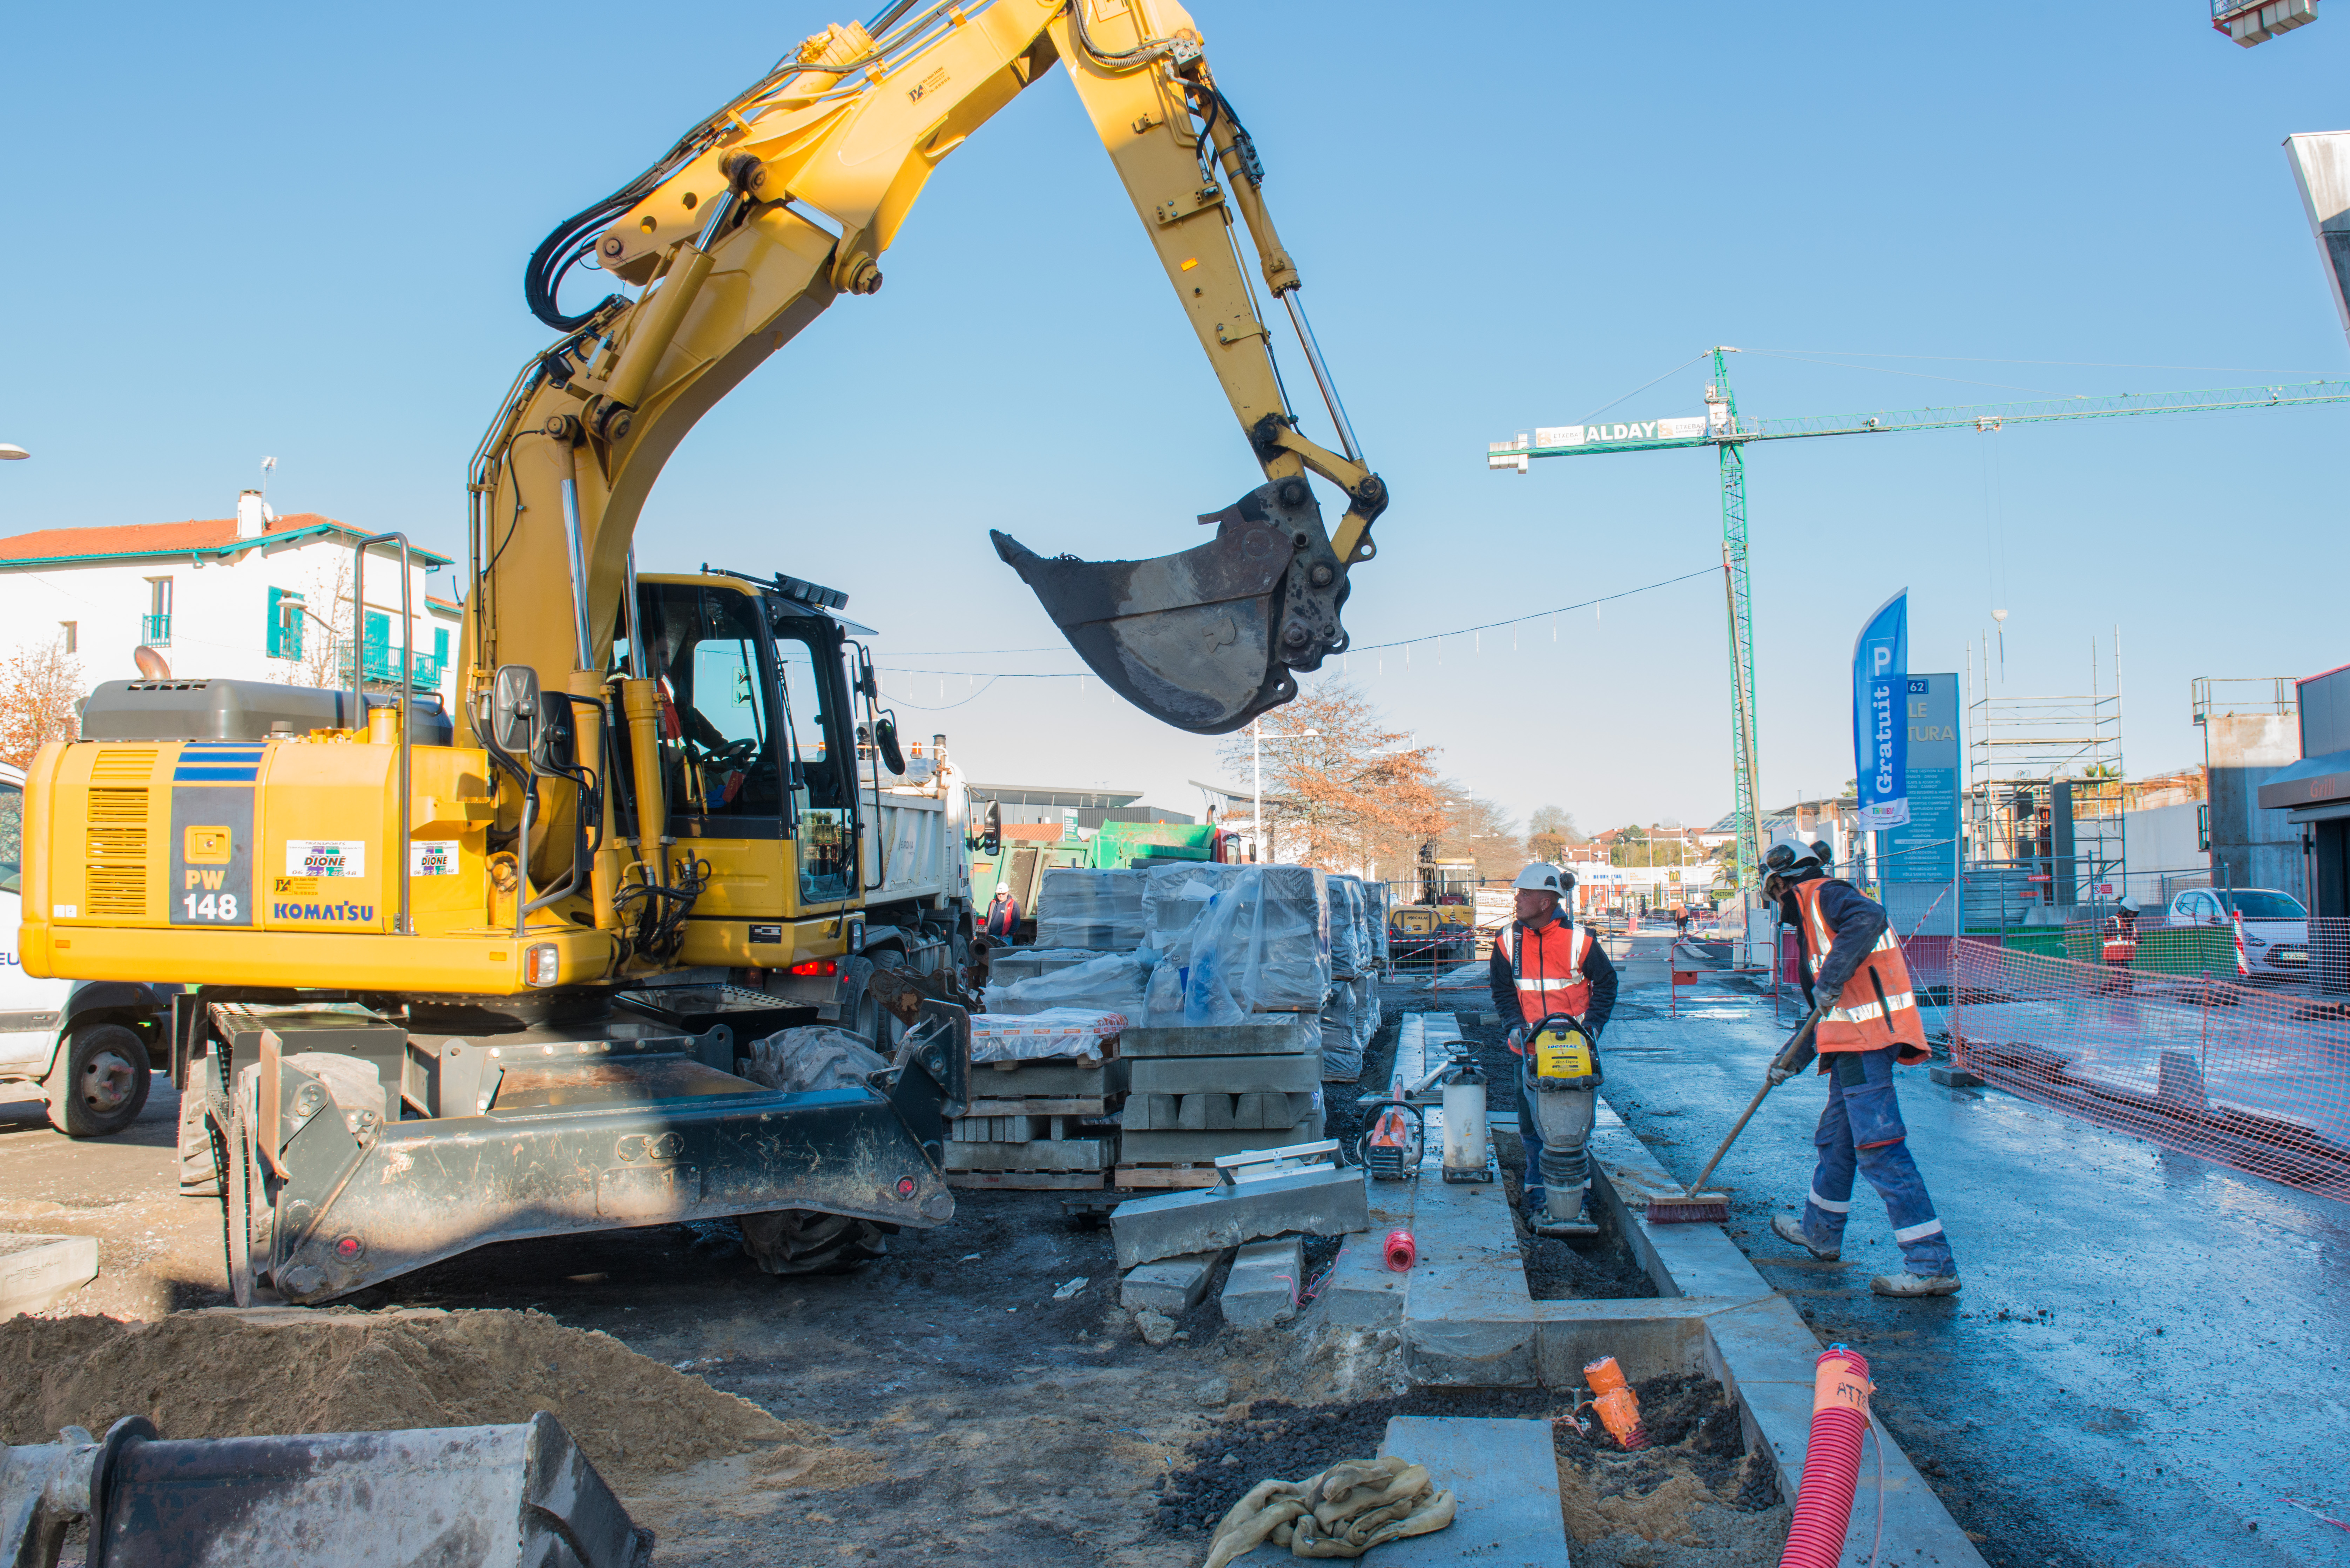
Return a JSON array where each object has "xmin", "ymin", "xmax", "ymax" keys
[{"xmin": 468, "ymin": 0, "xmax": 1384, "ymax": 755}]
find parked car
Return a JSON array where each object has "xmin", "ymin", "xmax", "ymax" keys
[
  {"xmin": 2163, "ymin": 886, "xmax": 2310, "ymax": 982},
  {"xmin": 0, "ymin": 761, "xmax": 174, "ymax": 1136}
]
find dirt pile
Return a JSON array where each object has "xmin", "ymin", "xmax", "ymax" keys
[
  {"xmin": 1555, "ymin": 1372, "xmax": 1788, "ymax": 1568},
  {"xmin": 0, "ymin": 1308, "xmax": 806, "ymax": 1484}
]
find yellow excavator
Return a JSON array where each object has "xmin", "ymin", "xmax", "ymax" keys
[{"xmin": 18, "ymin": 0, "xmax": 1385, "ymax": 1305}]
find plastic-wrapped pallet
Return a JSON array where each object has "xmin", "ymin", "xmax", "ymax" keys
[
  {"xmin": 984, "ymin": 948, "xmax": 1106, "ymax": 989},
  {"xmin": 1181, "ymin": 866, "xmax": 1329, "ymax": 1025},
  {"xmin": 1033, "ymin": 867, "xmax": 1146, "ymax": 950},
  {"xmin": 1367, "ymin": 881, "xmax": 1391, "ymax": 963},
  {"xmin": 1319, "ymin": 981, "xmax": 1363, "ymax": 1082},
  {"xmin": 970, "ymin": 1007, "xmax": 1127, "ymax": 1064},
  {"xmin": 1141, "ymin": 861, "xmax": 1246, "ymax": 964},
  {"xmin": 984, "ymin": 947, "xmax": 1160, "ymax": 1018},
  {"xmin": 1327, "ymin": 875, "xmax": 1368, "ymax": 980}
]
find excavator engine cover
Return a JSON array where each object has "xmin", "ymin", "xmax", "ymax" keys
[{"xmin": 991, "ymin": 477, "xmax": 1348, "ymax": 734}]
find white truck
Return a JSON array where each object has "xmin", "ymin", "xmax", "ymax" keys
[{"xmin": 0, "ymin": 761, "xmax": 174, "ymax": 1137}]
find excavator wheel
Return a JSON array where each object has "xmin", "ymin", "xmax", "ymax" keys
[{"xmin": 740, "ymin": 1209, "xmax": 893, "ymax": 1275}]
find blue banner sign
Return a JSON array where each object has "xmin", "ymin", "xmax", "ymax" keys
[
  {"xmin": 1852, "ymin": 591, "xmax": 1909, "ymax": 831},
  {"xmin": 1880, "ymin": 674, "xmax": 1960, "ymax": 882}
]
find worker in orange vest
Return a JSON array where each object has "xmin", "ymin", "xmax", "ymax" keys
[
  {"xmin": 1763, "ymin": 833, "xmax": 1959, "ymax": 1298},
  {"xmin": 1491, "ymin": 863, "xmax": 1618, "ymax": 1234}
]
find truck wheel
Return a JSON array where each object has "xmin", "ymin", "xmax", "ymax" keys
[
  {"xmin": 43, "ymin": 1024, "xmax": 153, "ymax": 1138},
  {"xmin": 740, "ymin": 1209, "xmax": 890, "ymax": 1275},
  {"xmin": 851, "ymin": 949, "xmax": 909, "ymax": 1054},
  {"xmin": 178, "ymin": 1073, "xmax": 222, "ymax": 1197}
]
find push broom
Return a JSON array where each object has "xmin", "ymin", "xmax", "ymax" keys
[{"xmin": 1646, "ymin": 1002, "xmax": 1828, "ymax": 1225}]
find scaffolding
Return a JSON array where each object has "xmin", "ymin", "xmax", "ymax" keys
[{"xmin": 1964, "ymin": 638, "xmax": 2126, "ymax": 931}]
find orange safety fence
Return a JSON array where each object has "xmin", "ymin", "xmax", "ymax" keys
[{"xmin": 1950, "ymin": 936, "xmax": 2350, "ymax": 1203}]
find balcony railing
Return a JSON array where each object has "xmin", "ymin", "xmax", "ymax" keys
[
  {"xmin": 140, "ymin": 614, "xmax": 170, "ymax": 646},
  {"xmin": 335, "ymin": 639, "xmax": 444, "ymax": 691}
]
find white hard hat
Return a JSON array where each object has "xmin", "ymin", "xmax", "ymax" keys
[
  {"xmin": 1514, "ymin": 863, "xmax": 1574, "ymax": 895},
  {"xmin": 1763, "ymin": 831, "xmax": 1821, "ymax": 876},
  {"xmin": 2117, "ymin": 894, "xmax": 2140, "ymax": 913}
]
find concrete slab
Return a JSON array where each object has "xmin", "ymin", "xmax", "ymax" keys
[
  {"xmin": 1118, "ymin": 1118, "xmax": 1323, "ymax": 1162},
  {"xmin": 1119, "ymin": 1249, "xmax": 1231, "ymax": 1312},
  {"xmin": 969, "ymin": 1057, "xmax": 1128, "ymax": 1095},
  {"xmin": 1128, "ymin": 1053, "xmax": 1321, "ymax": 1094},
  {"xmin": 1109, "ymin": 1166, "xmax": 1370, "ymax": 1269},
  {"xmin": 1221, "ymin": 1237, "xmax": 1303, "ymax": 1326},
  {"xmin": 1927, "ymin": 1064, "xmax": 1984, "ymax": 1089},
  {"xmin": 0, "ymin": 1233, "xmax": 100, "ymax": 1315},
  {"xmin": 1120, "ymin": 1021, "xmax": 1322, "ymax": 1058}
]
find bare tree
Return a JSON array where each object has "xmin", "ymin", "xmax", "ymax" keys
[
  {"xmin": 1527, "ymin": 803, "xmax": 1579, "ymax": 864},
  {"xmin": 285, "ymin": 555, "xmax": 352, "ymax": 688},
  {"xmin": 1217, "ymin": 678, "xmax": 1448, "ymax": 876},
  {"xmin": 0, "ymin": 635, "xmax": 85, "ymax": 768},
  {"xmin": 1433, "ymin": 785, "xmax": 1524, "ymax": 880}
]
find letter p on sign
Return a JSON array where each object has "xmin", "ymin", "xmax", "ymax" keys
[{"xmin": 1873, "ymin": 648, "xmax": 1892, "ymax": 675}]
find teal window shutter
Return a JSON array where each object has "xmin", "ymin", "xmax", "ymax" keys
[
  {"xmin": 266, "ymin": 587, "xmax": 304, "ymax": 659},
  {"xmin": 433, "ymin": 626, "xmax": 449, "ymax": 664}
]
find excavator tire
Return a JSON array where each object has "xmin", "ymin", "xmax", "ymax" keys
[{"xmin": 740, "ymin": 1209, "xmax": 892, "ymax": 1276}]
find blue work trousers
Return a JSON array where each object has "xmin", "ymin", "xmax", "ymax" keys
[{"xmin": 1797, "ymin": 1046, "xmax": 1955, "ymax": 1277}]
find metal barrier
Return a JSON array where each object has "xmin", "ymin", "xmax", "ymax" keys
[{"xmin": 1950, "ymin": 937, "xmax": 2350, "ymax": 1202}]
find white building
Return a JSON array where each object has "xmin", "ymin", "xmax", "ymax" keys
[{"xmin": 0, "ymin": 491, "xmax": 461, "ymax": 707}]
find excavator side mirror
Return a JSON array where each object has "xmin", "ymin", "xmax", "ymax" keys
[
  {"xmin": 982, "ymin": 800, "xmax": 1002, "ymax": 857},
  {"xmin": 872, "ymin": 716, "xmax": 906, "ymax": 775},
  {"xmin": 490, "ymin": 665, "xmax": 541, "ymax": 758}
]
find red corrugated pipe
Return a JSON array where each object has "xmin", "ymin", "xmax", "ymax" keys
[
  {"xmin": 1778, "ymin": 1346, "xmax": 1873, "ymax": 1568},
  {"xmin": 1383, "ymin": 1229, "xmax": 1417, "ymax": 1271}
]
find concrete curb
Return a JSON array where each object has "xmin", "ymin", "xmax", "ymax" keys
[
  {"xmin": 0, "ymin": 1233, "xmax": 99, "ymax": 1317},
  {"xmin": 1335, "ymin": 1011, "xmax": 1987, "ymax": 1568}
]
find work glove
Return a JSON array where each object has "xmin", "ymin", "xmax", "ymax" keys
[
  {"xmin": 1505, "ymin": 1025, "xmax": 1526, "ymax": 1055},
  {"xmin": 1765, "ymin": 1064, "xmax": 1795, "ymax": 1088}
]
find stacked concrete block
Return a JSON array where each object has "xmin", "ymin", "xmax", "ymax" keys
[
  {"xmin": 985, "ymin": 948, "xmax": 1109, "ymax": 988},
  {"xmin": 1178, "ymin": 865, "xmax": 1329, "ymax": 1023},
  {"xmin": 944, "ymin": 1053, "xmax": 1127, "ymax": 1190},
  {"xmin": 1033, "ymin": 867, "xmax": 1147, "ymax": 950},
  {"xmin": 1327, "ymin": 875, "xmax": 1370, "ymax": 980},
  {"xmin": 1318, "ymin": 972, "xmax": 1381, "ymax": 1083},
  {"xmin": 1113, "ymin": 1016, "xmax": 1323, "ymax": 1183}
]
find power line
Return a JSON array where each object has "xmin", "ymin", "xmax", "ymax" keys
[{"xmin": 872, "ymin": 563, "xmax": 1721, "ymax": 679}]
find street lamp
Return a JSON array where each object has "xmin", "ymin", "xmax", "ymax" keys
[
  {"xmin": 0, "ymin": 444, "xmax": 28, "ymax": 461},
  {"xmin": 1250, "ymin": 718, "xmax": 1320, "ymax": 864}
]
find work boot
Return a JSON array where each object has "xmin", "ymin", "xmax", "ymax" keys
[
  {"xmin": 1770, "ymin": 1213, "xmax": 1839, "ymax": 1261},
  {"xmin": 1871, "ymin": 1271, "xmax": 1962, "ymax": 1298}
]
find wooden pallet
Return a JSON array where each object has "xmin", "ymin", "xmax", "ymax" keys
[
  {"xmin": 946, "ymin": 1169, "xmax": 1107, "ymax": 1190},
  {"xmin": 1111, "ymin": 1162, "xmax": 1224, "ymax": 1190}
]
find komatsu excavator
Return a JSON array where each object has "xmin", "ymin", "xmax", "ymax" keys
[{"xmin": 18, "ymin": 0, "xmax": 1385, "ymax": 1308}]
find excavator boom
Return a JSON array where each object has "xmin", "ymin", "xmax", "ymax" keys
[{"xmin": 481, "ymin": 0, "xmax": 1385, "ymax": 745}]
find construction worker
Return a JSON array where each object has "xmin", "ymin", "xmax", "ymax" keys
[
  {"xmin": 1491, "ymin": 863, "xmax": 1618, "ymax": 1232},
  {"xmin": 2102, "ymin": 895, "xmax": 2141, "ymax": 965},
  {"xmin": 1762, "ymin": 833, "xmax": 1960, "ymax": 1298},
  {"xmin": 980, "ymin": 882, "xmax": 1021, "ymax": 939}
]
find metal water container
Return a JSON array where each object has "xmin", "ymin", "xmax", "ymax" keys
[{"xmin": 1441, "ymin": 1060, "xmax": 1491, "ymax": 1183}]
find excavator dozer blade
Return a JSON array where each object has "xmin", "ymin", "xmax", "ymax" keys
[
  {"xmin": 3, "ymin": 1412, "xmax": 652, "ymax": 1568},
  {"xmin": 991, "ymin": 478, "xmax": 1349, "ymax": 735}
]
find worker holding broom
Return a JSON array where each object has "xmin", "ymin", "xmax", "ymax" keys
[
  {"xmin": 1763, "ymin": 834, "xmax": 1961, "ymax": 1298},
  {"xmin": 1492, "ymin": 864, "xmax": 1618, "ymax": 1233}
]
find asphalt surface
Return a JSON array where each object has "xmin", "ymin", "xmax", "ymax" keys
[{"xmin": 1595, "ymin": 973, "xmax": 2350, "ymax": 1568}]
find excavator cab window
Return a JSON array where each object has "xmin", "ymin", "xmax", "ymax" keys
[
  {"xmin": 771, "ymin": 620, "xmax": 855, "ymax": 904},
  {"xmin": 639, "ymin": 585, "xmax": 788, "ymax": 834}
]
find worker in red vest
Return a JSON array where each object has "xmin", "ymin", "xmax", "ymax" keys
[
  {"xmin": 980, "ymin": 883, "xmax": 1021, "ymax": 939},
  {"xmin": 1491, "ymin": 863, "xmax": 1618, "ymax": 1234},
  {"xmin": 1763, "ymin": 833, "xmax": 1960, "ymax": 1298}
]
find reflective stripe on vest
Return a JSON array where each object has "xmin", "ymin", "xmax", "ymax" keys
[
  {"xmin": 1790, "ymin": 879, "xmax": 1927, "ymax": 1057},
  {"xmin": 1502, "ymin": 918, "xmax": 1591, "ymax": 1025}
]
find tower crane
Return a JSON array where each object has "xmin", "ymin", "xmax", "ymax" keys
[{"xmin": 1489, "ymin": 362, "xmax": 2350, "ymax": 936}]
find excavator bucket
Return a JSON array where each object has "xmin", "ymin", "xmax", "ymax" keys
[
  {"xmin": 991, "ymin": 477, "xmax": 1350, "ymax": 735},
  {"xmin": 2, "ymin": 1412, "xmax": 651, "ymax": 1568}
]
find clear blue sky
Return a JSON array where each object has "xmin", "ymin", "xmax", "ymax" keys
[{"xmin": 5, "ymin": 2, "xmax": 2345, "ymax": 854}]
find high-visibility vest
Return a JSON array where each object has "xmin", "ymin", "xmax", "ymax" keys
[
  {"xmin": 1500, "ymin": 917, "xmax": 1594, "ymax": 1039},
  {"xmin": 1790, "ymin": 879, "xmax": 1927, "ymax": 1062}
]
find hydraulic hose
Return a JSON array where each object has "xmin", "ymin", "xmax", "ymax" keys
[{"xmin": 1778, "ymin": 1346, "xmax": 1871, "ymax": 1568}]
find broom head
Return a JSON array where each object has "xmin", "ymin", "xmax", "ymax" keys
[{"xmin": 1644, "ymin": 1192, "xmax": 1730, "ymax": 1225}]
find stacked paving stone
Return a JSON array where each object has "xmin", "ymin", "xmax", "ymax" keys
[
  {"xmin": 1032, "ymin": 867, "xmax": 1147, "ymax": 950},
  {"xmin": 1115, "ymin": 1016, "xmax": 1325, "ymax": 1186},
  {"xmin": 944, "ymin": 1052, "xmax": 1127, "ymax": 1189}
]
